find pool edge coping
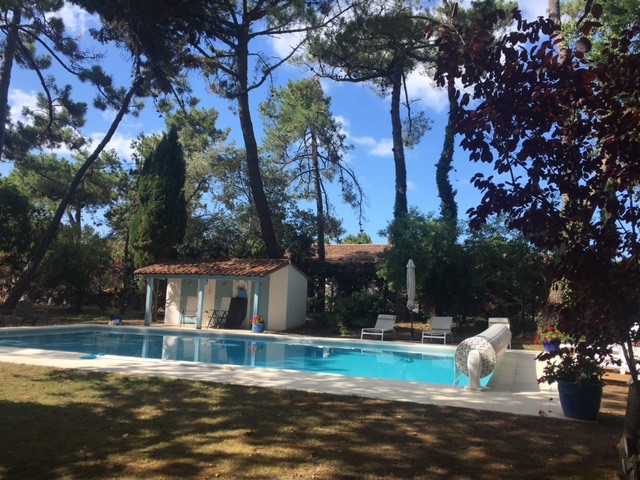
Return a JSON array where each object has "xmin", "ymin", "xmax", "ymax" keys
[{"xmin": 0, "ymin": 324, "xmax": 563, "ymax": 418}]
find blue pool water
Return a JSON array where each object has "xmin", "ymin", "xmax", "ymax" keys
[{"xmin": 0, "ymin": 328, "xmax": 489, "ymax": 387}]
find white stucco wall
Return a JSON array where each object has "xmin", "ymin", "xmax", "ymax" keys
[
  {"xmin": 266, "ymin": 265, "xmax": 307, "ymax": 331},
  {"xmin": 267, "ymin": 268, "xmax": 288, "ymax": 331},
  {"xmin": 285, "ymin": 266, "xmax": 308, "ymax": 329}
]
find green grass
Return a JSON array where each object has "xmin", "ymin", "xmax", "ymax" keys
[{"xmin": 0, "ymin": 362, "xmax": 626, "ymax": 480}]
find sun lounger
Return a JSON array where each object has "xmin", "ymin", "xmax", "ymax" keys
[
  {"xmin": 0, "ymin": 309, "xmax": 18, "ymax": 327},
  {"xmin": 608, "ymin": 343, "xmax": 640, "ymax": 375},
  {"xmin": 15, "ymin": 301, "xmax": 49, "ymax": 326},
  {"xmin": 421, "ymin": 316, "xmax": 453, "ymax": 344},
  {"xmin": 180, "ymin": 308, "xmax": 197, "ymax": 326},
  {"xmin": 221, "ymin": 297, "xmax": 248, "ymax": 329},
  {"xmin": 361, "ymin": 314, "xmax": 397, "ymax": 341}
]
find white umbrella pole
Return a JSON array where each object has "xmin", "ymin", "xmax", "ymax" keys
[{"xmin": 406, "ymin": 259, "xmax": 416, "ymax": 340}]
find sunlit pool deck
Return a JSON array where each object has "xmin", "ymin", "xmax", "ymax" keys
[{"xmin": 0, "ymin": 324, "xmax": 562, "ymax": 418}]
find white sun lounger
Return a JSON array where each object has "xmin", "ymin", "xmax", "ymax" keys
[
  {"xmin": 422, "ymin": 316, "xmax": 453, "ymax": 344},
  {"xmin": 361, "ymin": 314, "xmax": 397, "ymax": 341}
]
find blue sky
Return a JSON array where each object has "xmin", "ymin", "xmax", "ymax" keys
[{"xmin": 3, "ymin": 1, "xmax": 549, "ymax": 244}]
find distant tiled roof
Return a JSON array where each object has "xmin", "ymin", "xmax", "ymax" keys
[
  {"xmin": 323, "ymin": 244, "xmax": 387, "ymax": 263},
  {"xmin": 134, "ymin": 259, "xmax": 293, "ymax": 278}
]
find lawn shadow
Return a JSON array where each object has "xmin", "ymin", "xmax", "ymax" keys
[{"xmin": 0, "ymin": 364, "xmax": 626, "ymax": 479}]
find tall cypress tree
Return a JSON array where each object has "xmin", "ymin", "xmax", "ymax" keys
[{"xmin": 130, "ymin": 126, "xmax": 187, "ymax": 268}]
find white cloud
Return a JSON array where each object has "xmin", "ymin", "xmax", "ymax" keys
[
  {"xmin": 517, "ymin": 0, "xmax": 549, "ymax": 20},
  {"xmin": 369, "ymin": 138, "xmax": 394, "ymax": 157},
  {"xmin": 459, "ymin": 0, "xmax": 548, "ymax": 20},
  {"xmin": 269, "ymin": 28, "xmax": 307, "ymax": 65},
  {"xmin": 405, "ymin": 71, "xmax": 449, "ymax": 113},
  {"xmin": 51, "ymin": 3, "xmax": 96, "ymax": 36},
  {"xmin": 344, "ymin": 123, "xmax": 393, "ymax": 158},
  {"xmin": 8, "ymin": 89, "xmax": 38, "ymax": 124},
  {"xmin": 350, "ymin": 135, "xmax": 376, "ymax": 147},
  {"xmin": 270, "ymin": 33, "xmax": 303, "ymax": 58},
  {"xmin": 334, "ymin": 115, "xmax": 350, "ymax": 128},
  {"xmin": 47, "ymin": 132, "xmax": 136, "ymax": 161},
  {"xmin": 88, "ymin": 132, "xmax": 136, "ymax": 160},
  {"xmin": 407, "ymin": 180, "xmax": 416, "ymax": 191}
]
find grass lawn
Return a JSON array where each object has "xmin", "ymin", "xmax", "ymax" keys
[{"xmin": 0, "ymin": 360, "xmax": 627, "ymax": 480}]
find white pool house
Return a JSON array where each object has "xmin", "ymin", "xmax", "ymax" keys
[{"xmin": 135, "ymin": 259, "xmax": 308, "ymax": 331}]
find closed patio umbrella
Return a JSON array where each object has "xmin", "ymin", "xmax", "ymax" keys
[{"xmin": 406, "ymin": 259, "xmax": 416, "ymax": 339}]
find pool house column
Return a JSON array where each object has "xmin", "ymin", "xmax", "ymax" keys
[
  {"xmin": 252, "ymin": 280, "xmax": 261, "ymax": 318},
  {"xmin": 195, "ymin": 278, "xmax": 206, "ymax": 329},
  {"xmin": 144, "ymin": 277, "xmax": 155, "ymax": 326}
]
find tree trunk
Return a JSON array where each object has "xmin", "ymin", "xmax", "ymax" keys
[
  {"xmin": 75, "ymin": 204, "xmax": 82, "ymax": 239},
  {"xmin": 619, "ymin": 346, "xmax": 640, "ymax": 479},
  {"xmin": 548, "ymin": 0, "xmax": 567, "ymax": 64},
  {"xmin": 312, "ymin": 132, "xmax": 326, "ymax": 312},
  {"xmin": 390, "ymin": 61, "xmax": 407, "ymax": 219},
  {"xmin": 2, "ymin": 75, "xmax": 144, "ymax": 309},
  {"xmin": 548, "ymin": 0, "xmax": 561, "ymax": 25},
  {"xmin": 620, "ymin": 382, "xmax": 640, "ymax": 479},
  {"xmin": 119, "ymin": 228, "xmax": 131, "ymax": 313},
  {"xmin": 0, "ymin": 6, "xmax": 22, "ymax": 162},
  {"xmin": 436, "ymin": 81, "xmax": 458, "ymax": 232},
  {"xmin": 236, "ymin": 37, "xmax": 281, "ymax": 259}
]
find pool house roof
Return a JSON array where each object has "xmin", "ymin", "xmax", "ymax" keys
[
  {"xmin": 134, "ymin": 258, "xmax": 295, "ymax": 279},
  {"xmin": 321, "ymin": 244, "xmax": 387, "ymax": 264}
]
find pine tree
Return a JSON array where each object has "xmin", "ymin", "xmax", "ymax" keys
[{"xmin": 130, "ymin": 126, "xmax": 187, "ymax": 268}]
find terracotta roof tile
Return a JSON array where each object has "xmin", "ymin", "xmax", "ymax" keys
[
  {"xmin": 323, "ymin": 244, "xmax": 387, "ymax": 263},
  {"xmin": 134, "ymin": 259, "xmax": 293, "ymax": 278}
]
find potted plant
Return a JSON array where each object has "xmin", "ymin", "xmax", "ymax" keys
[
  {"xmin": 251, "ymin": 316, "xmax": 266, "ymax": 333},
  {"xmin": 534, "ymin": 325, "xmax": 566, "ymax": 353},
  {"xmin": 538, "ymin": 346, "xmax": 606, "ymax": 421},
  {"xmin": 110, "ymin": 309, "xmax": 123, "ymax": 325}
]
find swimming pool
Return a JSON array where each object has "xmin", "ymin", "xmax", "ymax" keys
[{"xmin": 0, "ymin": 326, "xmax": 489, "ymax": 387}]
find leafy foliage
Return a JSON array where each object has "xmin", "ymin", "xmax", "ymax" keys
[
  {"xmin": 307, "ymin": 0, "xmax": 433, "ymax": 219},
  {"xmin": 342, "ymin": 232, "xmax": 372, "ymax": 244},
  {"xmin": 130, "ymin": 126, "xmax": 187, "ymax": 268},
  {"xmin": 434, "ymin": 3, "xmax": 640, "ymax": 347},
  {"xmin": 39, "ymin": 225, "xmax": 111, "ymax": 310},
  {"xmin": 380, "ymin": 209, "xmax": 548, "ymax": 330},
  {"xmin": 539, "ymin": 345, "xmax": 605, "ymax": 385},
  {"xmin": 1, "ymin": 1, "xmax": 149, "ymax": 309},
  {"xmin": 9, "ymin": 150, "xmax": 124, "ymax": 232},
  {"xmin": 330, "ymin": 289, "xmax": 390, "ymax": 331},
  {"xmin": 380, "ymin": 208, "xmax": 460, "ymax": 316},
  {"xmin": 260, "ymin": 78, "xmax": 363, "ymax": 262},
  {"xmin": 430, "ymin": 1, "xmax": 517, "ymax": 233},
  {"xmin": 0, "ymin": 179, "xmax": 36, "ymax": 288},
  {"xmin": 78, "ymin": 0, "xmax": 343, "ymax": 258},
  {"xmin": 533, "ymin": 325, "xmax": 567, "ymax": 345},
  {"xmin": 434, "ymin": 1, "xmax": 640, "ymax": 461}
]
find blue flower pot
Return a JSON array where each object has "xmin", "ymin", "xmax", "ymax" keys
[
  {"xmin": 252, "ymin": 324, "xmax": 266, "ymax": 333},
  {"xmin": 543, "ymin": 340, "xmax": 561, "ymax": 353},
  {"xmin": 557, "ymin": 379, "xmax": 605, "ymax": 421}
]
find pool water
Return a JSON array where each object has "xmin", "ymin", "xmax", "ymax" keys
[{"xmin": 0, "ymin": 329, "xmax": 489, "ymax": 387}]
